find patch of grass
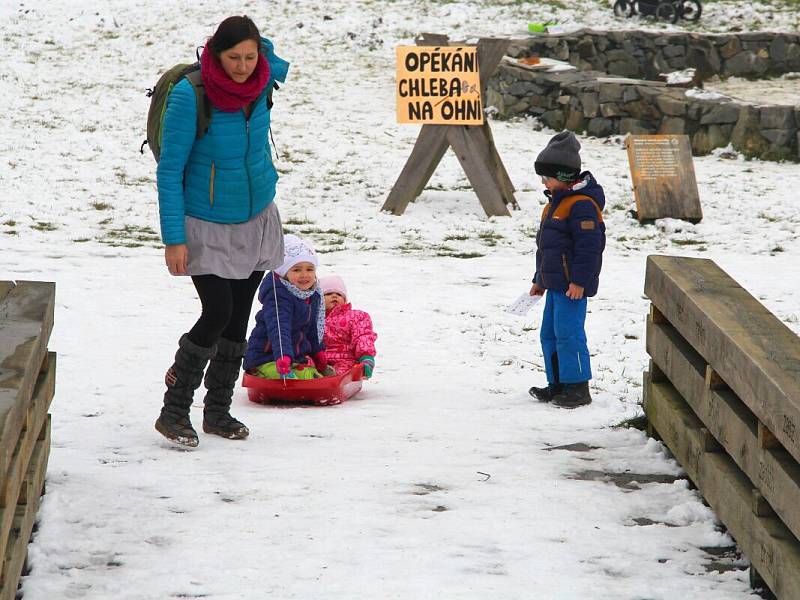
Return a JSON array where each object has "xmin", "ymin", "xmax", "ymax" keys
[
  {"xmin": 283, "ymin": 216, "xmax": 314, "ymax": 226},
  {"xmin": 394, "ymin": 242, "xmax": 425, "ymax": 253},
  {"xmin": 30, "ymin": 221, "xmax": 57, "ymax": 232},
  {"xmin": 99, "ymin": 224, "xmax": 159, "ymax": 247},
  {"xmin": 298, "ymin": 227, "xmax": 349, "ymax": 236},
  {"xmin": 72, "ymin": 238, "xmax": 91, "ymax": 243},
  {"xmin": 3, "ymin": 220, "xmax": 16, "ymax": 227},
  {"xmin": 90, "ymin": 201, "xmax": 112, "ymax": 211},
  {"xmin": 613, "ymin": 413, "xmax": 649, "ymax": 431},
  {"xmin": 435, "ymin": 246, "xmax": 485, "ymax": 259},
  {"xmin": 478, "ymin": 231, "xmax": 504, "ymax": 240},
  {"xmin": 671, "ymin": 238, "xmax": 705, "ymax": 246},
  {"xmin": 444, "ymin": 233, "xmax": 470, "ymax": 241},
  {"xmin": 772, "ymin": 245, "xmax": 785, "ymax": 253},
  {"xmin": 98, "ymin": 217, "xmax": 113, "ymax": 225},
  {"xmin": 758, "ymin": 212, "xmax": 779, "ymax": 222},
  {"xmin": 4, "ymin": 230, "xmax": 18, "ymax": 236}
]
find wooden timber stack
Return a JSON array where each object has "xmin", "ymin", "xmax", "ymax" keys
[
  {"xmin": 643, "ymin": 255, "xmax": 800, "ymax": 598},
  {"xmin": 0, "ymin": 281, "xmax": 55, "ymax": 599}
]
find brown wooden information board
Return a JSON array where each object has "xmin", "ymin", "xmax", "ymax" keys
[
  {"xmin": 396, "ymin": 46, "xmax": 483, "ymax": 126},
  {"xmin": 625, "ymin": 134, "xmax": 702, "ymax": 222}
]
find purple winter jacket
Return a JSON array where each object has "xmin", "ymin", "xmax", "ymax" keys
[{"xmin": 243, "ymin": 273, "xmax": 324, "ymax": 370}]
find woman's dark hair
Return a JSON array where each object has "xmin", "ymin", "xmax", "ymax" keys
[{"xmin": 208, "ymin": 16, "xmax": 261, "ymax": 55}]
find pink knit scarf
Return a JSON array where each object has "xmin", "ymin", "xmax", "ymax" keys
[{"xmin": 200, "ymin": 43, "xmax": 270, "ymax": 112}]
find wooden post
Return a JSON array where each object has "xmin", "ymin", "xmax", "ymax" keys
[
  {"xmin": 383, "ymin": 34, "xmax": 517, "ymax": 217},
  {"xmin": 704, "ymin": 366, "xmax": 727, "ymax": 390},
  {"xmin": 758, "ymin": 421, "xmax": 781, "ymax": 450}
]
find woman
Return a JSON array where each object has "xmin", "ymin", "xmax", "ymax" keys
[{"xmin": 154, "ymin": 15, "xmax": 289, "ymax": 447}]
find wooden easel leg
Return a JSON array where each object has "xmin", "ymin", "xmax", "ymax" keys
[
  {"xmin": 381, "ymin": 125, "xmax": 449, "ymax": 215},
  {"xmin": 447, "ymin": 126, "xmax": 512, "ymax": 217},
  {"xmin": 481, "ymin": 123, "xmax": 518, "ymax": 209}
]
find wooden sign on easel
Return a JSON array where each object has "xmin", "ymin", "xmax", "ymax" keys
[
  {"xmin": 382, "ymin": 33, "xmax": 518, "ymax": 217},
  {"xmin": 626, "ymin": 134, "xmax": 703, "ymax": 223}
]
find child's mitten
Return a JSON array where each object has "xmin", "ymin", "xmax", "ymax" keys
[
  {"xmin": 312, "ymin": 351, "xmax": 328, "ymax": 373},
  {"xmin": 358, "ymin": 355, "xmax": 375, "ymax": 378},
  {"xmin": 276, "ymin": 355, "xmax": 292, "ymax": 376}
]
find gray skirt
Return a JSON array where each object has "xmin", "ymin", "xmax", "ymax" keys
[{"xmin": 185, "ymin": 202, "xmax": 284, "ymax": 279}]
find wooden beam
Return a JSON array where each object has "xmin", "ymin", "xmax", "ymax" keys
[
  {"xmin": 649, "ymin": 303, "xmax": 668, "ymax": 325},
  {"xmin": 0, "ymin": 283, "xmax": 13, "ymax": 305},
  {"xmin": 0, "ymin": 283, "xmax": 55, "ymax": 485},
  {"xmin": 480, "ymin": 123, "xmax": 518, "ymax": 209},
  {"xmin": 701, "ymin": 427, "xmax": 723, "ymax": 452},
  {"xmin": 381, "ymin": 125, "xmax": 449, "ymax": 215},
  {"xmin": 475, "ymin": 38, "xmax": 511, "ymax": 94},
  {"xmin": 0, "ymin": 422, "xmax": 49, "ymax": 599},
  {"xmin": 645, "ymin": 255, "xmax": 800, "ymax": 464},
  {"xmin": 648, "ymin": 359, "xmax": 668, "ymax": 384},
  {"xmin": 704, "ymin": 366, "xmax": 728, "ymax": 390},
  {"xmin": 759, "ymin": 421, "xmax": 781, "ymax": 450},
  {"xmin": 752, "ymin": 488, "xmax": 777, "ymax": 518},
  {"xmin": 0, "ymin": 354, "xmax": 54, "ymax": 571},
  {"xmin": 447, "ymin": 126, "xmax": 512, "ymax": 216},
  {"xmin": 644, "ymin": 375, "xmax": 800, "ymax": 599},
  {"xmin": 647, "ymin": 316, "xmax": 800, "ymax": 544}
]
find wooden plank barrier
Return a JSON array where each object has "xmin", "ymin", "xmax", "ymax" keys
[
  {"xmin": 0, "ymin": 282, "xmax": 56, "ymax": 599},
  {"xmin": 643, "ymin": 255, "xmax": 800, "ymax": 598}
]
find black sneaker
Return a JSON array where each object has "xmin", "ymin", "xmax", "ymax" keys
[
  {"xmin": 528, "ymin": 384, "xmax": 562, "ymax": 402},
  {"xmin": 551, "ymin": 382, "xmax": 592, "ymax": 409}
]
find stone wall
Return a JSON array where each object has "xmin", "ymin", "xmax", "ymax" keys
[
  {"xmin": 507, "ymin": 29, "xmax": 800, "ymax": 81},
  {"xmin": 487, "ymin": 30, "xmax": 800, "ymax": 161}
]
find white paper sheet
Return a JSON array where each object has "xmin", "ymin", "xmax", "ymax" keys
[{"xmin": 506, "ymin": 292, "xmax": 542, "ymax": 316}]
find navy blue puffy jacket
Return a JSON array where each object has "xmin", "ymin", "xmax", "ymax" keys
[
  {"xmin": 534, "ymin": 172, "xmax": 606, "ymax": 297},
  {"xmin": 243, "ymin": 273, "xmax": 324, "ymax": 370}
]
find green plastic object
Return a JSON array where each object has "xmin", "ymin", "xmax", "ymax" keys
[{"xmin": 528, "ymin": 21, "xmax": 556, "ymax": 33}]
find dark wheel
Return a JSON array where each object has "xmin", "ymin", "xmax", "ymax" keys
[
  {"xmin": 613, "ymin": 0, "xmax": 634, "ymax": 17},
  {"xmin": 680, "ymin": 0, "xmax": 702, "ymax": 20},
  {"xmin": 656, "ymin": 1, "xmax": 678, "ymax": 22}
]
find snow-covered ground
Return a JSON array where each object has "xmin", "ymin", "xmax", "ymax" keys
[
  {"xmin": 703, "ymin": 72, "xmax": 800, "ymax": 106},
  {"xmin": 2, "ymin": 0, "xmax": 800, "ymax": 598}
]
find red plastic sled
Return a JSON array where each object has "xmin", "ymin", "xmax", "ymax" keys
[{"xmin": 242, "ymin": 363, "xmax": 365, "ymax": 406}]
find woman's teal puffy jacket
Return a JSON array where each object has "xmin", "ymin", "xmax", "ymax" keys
[{"xmin": 156, "ymin": 38, "xmax": 289, "ymax": 245}]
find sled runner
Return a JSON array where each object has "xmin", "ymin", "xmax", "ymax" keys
[{"xmin": 243, "ymin": 363, "xmax": 365, "ymax": 405}]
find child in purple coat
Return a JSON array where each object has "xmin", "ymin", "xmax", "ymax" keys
[{"xmin": 244, "ymin": 235, "xmax": 328, "ymax": 379}]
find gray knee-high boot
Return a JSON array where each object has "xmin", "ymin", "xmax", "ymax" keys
[
  {"xmin": 202, "ymin": 337, "xmax": 249, "ymax": 440},
  {"xmin": 155, "ymin": 334, "xmax": 216, "ymax": 447}
]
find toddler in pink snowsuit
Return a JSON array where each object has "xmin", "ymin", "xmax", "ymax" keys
[{"xmin": 319, "ymin": 275, "xmax": 377, "ymax": 378}]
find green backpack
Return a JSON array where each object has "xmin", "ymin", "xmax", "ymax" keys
[
  {"xmin": 141, "ymin": 60, "xmax": 279, "ymax": 162},
  {"xmin": 141, "ymin": 62, "xmax": 211, "ymax": 162}
]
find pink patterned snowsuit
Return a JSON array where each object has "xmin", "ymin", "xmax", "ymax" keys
[{"xmin": 323, "ymin": 303, "xmax": 377, "ymax": 375}]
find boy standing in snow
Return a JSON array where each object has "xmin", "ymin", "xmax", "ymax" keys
[{"xmin": 528, "ymin": 132, "xmax": 606, "ymax": 408}]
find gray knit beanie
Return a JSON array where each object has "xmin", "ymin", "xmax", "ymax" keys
[{"xmin": 534, "ymin": 131, "xmax": 582, "ymax": 182}]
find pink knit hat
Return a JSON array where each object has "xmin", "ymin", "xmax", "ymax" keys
[{"xmin": 319, "ymin": 275, "xmax": 347, "ymax": 300}]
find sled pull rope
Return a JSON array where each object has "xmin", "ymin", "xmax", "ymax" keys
[{"xmin": 272, "ymin": 274, "xmax": 287, "ymax": 388}]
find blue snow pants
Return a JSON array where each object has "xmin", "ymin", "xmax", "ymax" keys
[{"xmin": 540, "ymin": 290, "xmax": 592, "ymax": 385}]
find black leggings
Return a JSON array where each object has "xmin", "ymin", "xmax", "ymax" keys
[{"xmin": 187, "ymin": 272, "xmax": 264, "ymax": 348}]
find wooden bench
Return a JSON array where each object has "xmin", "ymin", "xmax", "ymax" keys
[
  {"xmin": 643, "ymin": 255, "xmax": 800, "ymax": 598},
  {"xmin": 0, "ymin": 281, "xmax": 56, "ymax": 599}
]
